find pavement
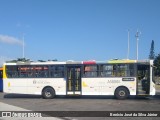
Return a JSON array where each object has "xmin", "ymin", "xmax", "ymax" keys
[
  {"xmin": 0, "ymin": 102, "xmax": 63, "ymax": 120},
  {"xmin": 156, "ymin": 90, "xmax": 160, "ymax": 93},
  {"xmin": 0, "ymin": 90, "xmax": 159, "ymax": 120},
  {"xmin": 0, "ymin": 102, "xmax": 30, "ymax": 111}
]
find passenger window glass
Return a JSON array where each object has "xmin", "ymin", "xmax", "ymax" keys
[
  {"xmin": 100, "ymin": 65, "xmax": 116, "ymax": 77},
  {"xmin": 84, "ymin": 65, "xmax": 97, "ymax": 77}
]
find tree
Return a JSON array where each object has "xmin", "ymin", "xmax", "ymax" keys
[
  {"xmin": 154, "ymin": 54, "xmax": 160, "ymax": 76},
  {"xmin": 149, "ymin": 40, "xmax": 155, "ymax": 59}
]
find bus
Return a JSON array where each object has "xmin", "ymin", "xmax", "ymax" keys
[
  {"xmin": 0, "ymin": 68, "xmax": 3, "ymax": 92},
  {"xmin": 2, "ymin": 59, "xmax": 156, "ymax": 99}
]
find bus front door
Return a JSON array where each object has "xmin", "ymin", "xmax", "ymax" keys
[
  {"xmin": 66, "ymin": 66, "xmax": 81, "ymax": 95},
  {"xmin": 137, "ymin": 64, "xmax": 150, "ymax": 95}
]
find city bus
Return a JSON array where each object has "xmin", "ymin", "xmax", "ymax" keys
[
  {"xmin": 0, "ymin": 68, "xmax": 3, "ymax": 92},
  {"xmin": 2, "ymin": 59, "xmax": 156, "ymax": 99}
]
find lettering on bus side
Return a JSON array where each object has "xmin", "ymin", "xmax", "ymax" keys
[{"xmin": 107, "ymin": 80, "xmax": 120, "ymax": 83}]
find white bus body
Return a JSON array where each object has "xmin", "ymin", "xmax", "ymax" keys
[{"xmin": 3, "ymin": 59, "xmax": 156, "ymax": 99}]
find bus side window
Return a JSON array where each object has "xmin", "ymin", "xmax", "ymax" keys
[
  {"xmin": 129, "ymin": 64, "xmax": 135, "ymax": 77},
  {"xmin": 116, "ymin": 64, "xmax": 135, "ymax": 77},
  {"xmin": 84, "ymin": 66, "xmax": 90, "ymax": 77},
  {"xmin": 6, "ymin": 66, "xmax": 19, "ymax": 78},
  {"xmin": 49, "ymin": 65, "xmax": 64, "ymax": 78},
  {"xmin": 116, "ymin": 64, "xmax": 125, "ymax": 77},
  {"xmin": 84, "ymin": 65, "xmax": 97, "ymax": 77},
  {"xmin": 99, "ymin": 64, "xmax": 116, "ymax": 77}
]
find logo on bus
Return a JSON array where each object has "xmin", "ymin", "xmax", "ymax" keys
[
  {"xmin": 107, "ymin": 80, "xmax": 120, "ymax": 83},
  {"xmin": 33, "ymin": 80, "xmax": 50, "ymax": 84}
]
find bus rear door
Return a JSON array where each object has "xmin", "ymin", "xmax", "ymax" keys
[{"xmin": 66, "ymin": 66, "xmax": 81, "ymax": 95}]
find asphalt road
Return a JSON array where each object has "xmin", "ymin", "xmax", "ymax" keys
[{"xmin": 0, "ymin": 92, "xmax": 160, "ymax": 120}]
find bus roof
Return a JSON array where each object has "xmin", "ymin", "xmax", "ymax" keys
[
  {"xmin": 108, "ymin": 59, "xmax": 136, "ymax": 64},
  {"xmin": 4, "ymin": 61, "xmax": 66, "ymax": 65},
  {"xmin": 3, "ymin": 59, "xmax": 153, "ymax": 65}
]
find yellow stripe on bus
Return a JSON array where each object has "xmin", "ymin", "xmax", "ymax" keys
[
  {"xmin": 82, "ymin": 81, "xmax": 88, "ymax": 87},
  {"xmin": 8, "ymin": 82, "xmax": 10, "ymax": 87},
  {"xmin": 3, "ymin": 65, "xmax": 7, "ymax": 79},
  {"xmin": 108, "ymin": 60, "xmax": 136, "ymax": 64}
]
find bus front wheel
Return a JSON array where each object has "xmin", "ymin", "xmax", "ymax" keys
[
  {"xmin": 115, "ymin": 87, "xmax": 129, "ymax": 100},
  {"xmin": 42, "ymin": 87, "xmax": 55, "ymax": 99}
]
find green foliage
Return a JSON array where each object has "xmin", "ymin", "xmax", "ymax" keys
[
  {"xmin": 149, "ymin": 40, "xmax": 155, "ymax": 59},
  {"xmin": 6, "ymin": 58, "xmax": 30, "ymax": 63}
]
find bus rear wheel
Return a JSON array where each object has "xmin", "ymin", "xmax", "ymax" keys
[
  {"xmin": 42, "ymin": 87, "xmax": 55, "ymax": 99},
  {"xmin": 115, "ymin": 87, "xmax": 129, "ymax": 100}
]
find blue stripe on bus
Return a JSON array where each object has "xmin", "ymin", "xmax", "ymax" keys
[{"xmin": 0, "ymin": 78, "xmax": 3, "ymax": 92}]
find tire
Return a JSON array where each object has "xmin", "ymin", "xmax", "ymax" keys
[
  {"xmin": 115, "ymin": 87, "xmax": 129, "ymax": 100},
  {"xmin": 42, "ymin": 87, "xmax": 55, "ymax": 99}
]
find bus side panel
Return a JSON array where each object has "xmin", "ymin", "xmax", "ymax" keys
[
  {"xmin": 82, "ymin": 78, "xmax": 102, "ymax": 95},
  {"xmin": 3, "ymin": 78, "xmax": 27, "ymax": 94},
  {"xmin": 120, "ymin": 78, "xmax": 137, "ymax": 95},
  {"xmin": 82, "ymin": 78, "xmax": 137, "ymax": 95},
  {"xmin": 27, "ymin": 78, "xmax": 66, "ymax": 95}
]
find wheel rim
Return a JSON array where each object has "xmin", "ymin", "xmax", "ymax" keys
[
  {"xmin": 45, "ymin": 91, "xmax": 52, "ymax": 97},
  {"xmin": 119, "ymin": 90, "xmax": 126, "ymax": 97}
]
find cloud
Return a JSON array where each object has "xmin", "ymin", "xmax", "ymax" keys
[{"xmin": 0, "ymin": 34, "xmax": 23, "ymax": 46}]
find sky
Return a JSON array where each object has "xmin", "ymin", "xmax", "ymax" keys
[{"xmin": 0, "ymin": 0, "xmax": 160, "ymax": 65}]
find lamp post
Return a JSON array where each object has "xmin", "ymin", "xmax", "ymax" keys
[
  {"xmin": 135, "ymin": 30, "xmax": 141, "ymax": 60},
  {"xmin": 127, "ymin": 29, "xmax": 130, "ymax": 60},
  {"xmin": 22, "ymin": 33, "xmax": 25, "ymax": 58}
]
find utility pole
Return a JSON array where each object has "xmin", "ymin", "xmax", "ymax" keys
[
  {"xmin": 127, "ymin": 29, "xmax": 130, "ymax": 60},
  {"xmin": 22, "ymin": 33, "xmax": 25, "ymax": 58},
  {"xmin": 135, "ymin": 30, "xmax": 141, "ymax": 60}
]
